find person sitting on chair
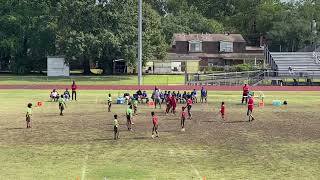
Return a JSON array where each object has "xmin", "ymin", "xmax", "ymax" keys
[
  {"xmin": 136, "ymin": 89, "xmax": 142, "ymax": 101},
  {"xmin": 141, "ymin": 90, "xmax": 149, "ymax": 103},
  {"xmin": 182, "ymin": 91, "xmax": 187, "ymax": 103},
  {"xmin": 63, "ymin": 88, "xmax": 71, "ymax": 101},
  {"xmin": 176, "ymin": 91, "xmax": 182, "ymax": 103},
  {"xmin": 288, "ymin": 66, "xmax": 294, "ymax": 76},
  {"xmin": 123, "ymin": 93, "xmax": 130, "ymax": 104},
  {"xmin": 50, "ymin": 89, "xmax": 59, "ymax": 102}
]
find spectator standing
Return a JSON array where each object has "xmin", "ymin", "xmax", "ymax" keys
[{"xmin": 71, "ymin": 80, "xmax": 78, "ymax": 101}]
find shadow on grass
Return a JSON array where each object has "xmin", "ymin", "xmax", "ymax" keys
[
  {"xmin": 224, "ymin": 120, "xmax": 248, "ymax": 123},
  {"xmin": 132, "ymin": 136, "xmax": 150, "ymax": 140},
  {"xmin": 92, "ymin": 138, "xmax": 114, "ymax": 141},
  {"xmin": 200, "ymin": 121, "xmax": 216, "ymax": 123},
  {"xmin": 5, "ymin": 127, "xmax": 24, "ymax": 130},
  {"xmin": 93, "ymin": 136, "xmax": 151, "ymax": 141},
  {"xmin": 235, "ymin": 103, "xmax": 247, "ymax": 106}
]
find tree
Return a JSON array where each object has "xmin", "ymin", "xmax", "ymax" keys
[
  {"xmin": 267, "ymin": 2, "xmax": 316, "ymax": 51},
  {"xmin": 162, "ymin": 10, "xmax": 224, "ymax": 43},
  {"xmin": 100, "ymin": 0, "xmax": 167, "ymax": 72},
  {"xmin": 0, "ymin": 0, "xmax": 56, "ymax": 74}
]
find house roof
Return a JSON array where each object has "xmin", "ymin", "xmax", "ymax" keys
[{"xmin": 172, "ymin": 33, "xmax": 246, "ymax": 44}]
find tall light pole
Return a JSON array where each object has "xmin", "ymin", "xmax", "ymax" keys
[
  {"xmin": 137, "ymin": 0, "xmax": 143, "ymax": 86},
  {"xmin": 312, "ymin": 19, "xmax": 317, "ymax": 51}
]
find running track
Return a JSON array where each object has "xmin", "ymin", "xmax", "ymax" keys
[{"xmin": 0, "ymin": 84, "xmax": 319, "ymax": 91}]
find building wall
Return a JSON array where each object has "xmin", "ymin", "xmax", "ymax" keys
[
  {"xmin": 233, "ymin": 42, "xmax": 246, "ymax": 53},
  {"xmin": 175, "ymin": 41, "xmax": 246, "ymax": 54},
  {"xmin": 175, "ymin": 41, "xmax": 189, "ymax": 54},
  {"xmin": 154, "ymin": 62, "xmax": 171, "ymax": 74},
  {"xmin": 202, "ymin": 42, "xmax": 219, "ymax": 53},
  {"xmin": 47, "ymin": 57, "xmax": 69, "ymax": 77},
  {"xmin": 186, "ymin": 61, "xmax": 200, "ymax": 73}
]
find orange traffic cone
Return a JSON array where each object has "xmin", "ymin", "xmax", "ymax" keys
[
  {"xmin": 37, "ymin": 101, "xmax": 43, "ymax": 107},
  {"xmin": 259, "ymin": 101, "xmax": 264, "ymax": 108},
  {"xmin": 148, "ymin": 101, "xmax": 154, "ymax": 108}
]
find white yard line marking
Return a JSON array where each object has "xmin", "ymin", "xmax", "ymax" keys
[
  {"xmin": 191, "ymin": 164, "xmax": 201, "ymax": 179},
  {"xmin": 80, "ymin": 111, "xmax": 91, "ymax": 180},
  {"xmin": 170, "ymin": 147, "xmax": 202, "ymax": 180},
  {"xmin": 81, "ymin": 152, "xmax": 89, "ymax": 180}
]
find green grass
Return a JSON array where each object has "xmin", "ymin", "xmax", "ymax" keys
[
  {"xmin": 0, "ymin": 75, "xmax": 185, "ymax": 85},
  {"xmin": 0, "ymin": 90, "xmax": 319, "ymax": 179}
]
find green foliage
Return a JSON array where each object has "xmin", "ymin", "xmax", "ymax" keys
[
  {"xmin": 228, "ymin": 63, "xmax": 256, "ymax": 72},
  {"xmin": 162, "ymin": 10, "xmax": 224, "ymax": 42},
  {"xmin": 1, "ymin": 0, "xmax": 320, "ymax": 74}
]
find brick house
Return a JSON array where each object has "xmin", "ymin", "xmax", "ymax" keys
[{"xmin": 171, "ymin": 33, "xmax": 264, "ymax": 69}]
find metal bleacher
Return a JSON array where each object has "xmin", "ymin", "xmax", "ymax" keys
[{"xmin": 267, "ymin": 51, "xmax": 320, "ymax": 77}]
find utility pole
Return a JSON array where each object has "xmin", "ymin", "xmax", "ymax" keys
[
  {"xmin": 312, "ymin": 20, "xmax": 317, "ymax": 51},
  {"xmin": 137, "ymin": 0, "xmax": 143, "ymax": 86}
]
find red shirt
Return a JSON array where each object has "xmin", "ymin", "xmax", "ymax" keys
[
  {"xmin": 187, "ymin": 99, "xmax": 193, "ymax": 106},
  {"xmin": 152, "ymin": 115, "xmax": 159, "ymax": 125},
  {"xmin": 248, "ymin": 98, "xmax": 254, "ymax": 110},
  {"xmin": 220, "ymin": 105, "xmax": 225, "ymax": 113},
  {"xmin": 166, "ymin": 96, "xmax": 172, "ymax": 105},
  {"xmin": 171, "ymin": 96, "xmax": 177, "ymax": 106},
  {"xmin": 243, "ymin": 85, "xmax": 249, "ymax": 94},
  {"xmin": 181, "ymin": 111, "xmax": 186, "ymax": 118},
  {"xmin": 71, "ymin": 84, "xmax": 77, "ymax": 91}
]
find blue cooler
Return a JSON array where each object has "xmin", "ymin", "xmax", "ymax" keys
[
  {"xmin": 272, "ymin": 100, "xmax": 282, "ymax": 107},
  {"xmin": 117, "ymin": 97, "xmax": 125, "ymax": 104}
]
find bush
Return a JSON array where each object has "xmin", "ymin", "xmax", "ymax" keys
[
  {"xmin": 228, "ymin": 63, "xmax": 255, "ymax": 72},
  {"xmin": 211, "ymin": 66, "xmax": 224, "ymax": 72}
]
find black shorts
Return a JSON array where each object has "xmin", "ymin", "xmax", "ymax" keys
[
  {"xmin": 108, "ymin": 102, "xmax": 112, "ymax": 107},
  {"xmin": 126, "ymin": 115, "xmax": 131, "ymax": 121},
  {"xmin": 59, "ymin": 104, "xmax": 64, "ymax": 111},
  {"xmin": 26, "ymin": 116, "xmax": 31, "ymax": 122},
  {"xmin": 187, "ymin": 105, "xmax": 192, "ymax": 111},
  {"xmin": 247, "ymin": 109, "xmax": 253, "ymax": 116},
  {"xmin": 114, "ymin": 126, "xmax": 118, "ymax": 132}
]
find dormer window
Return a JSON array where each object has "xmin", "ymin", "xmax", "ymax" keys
[
  {"xmin": 189, "ymin": 41, "xmax": 202, "ymax": 52},
  {"xmin": 220, "ymin": 41, "xmax": 233, "ymax": 52}
]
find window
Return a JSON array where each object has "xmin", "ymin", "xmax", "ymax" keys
[
  {"xmin": 189, "ymin": 41, "xmax": 202, "ymax": 52},
  {"xmin": 220, "ymin": 41, "xmax": 233, "ymax": 52}
]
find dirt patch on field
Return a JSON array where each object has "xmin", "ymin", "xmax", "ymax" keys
[{"xmin": 1, "ymin": 102, "xmax": 318, "ymax": 154}]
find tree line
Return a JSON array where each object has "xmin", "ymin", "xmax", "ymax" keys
[{"xmin": 0, "ymin": 0, "xmax": 319, "ymax": 74}]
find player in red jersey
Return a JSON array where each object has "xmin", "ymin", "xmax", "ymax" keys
[
  {"xmin": 242, "ymin": 84, "xmax": 249, "ymax": 104},
  {"xmin": 171, "ymin": 95, "xmax": 177, "ymax": 114},
  {"xmin": 186, "ymin": 98, "xmax": 193, "ymax": 119},
  {"xmin": 220, "ymin": 102, "xmax": 225, "ymax": 120},
  {"xmin": 151, "ymin": 112, "xmax": 159, "ymax": 138},
  {"xmin": 165, "ymin": 94, "xmax": 172, "ymax": 114},
  {"xmin": 247, "ymin": 96, "xmax": 255, "ymax": 122},
  {"xmin": 181, "ymin": 107, "xmax": 187, "ymax": 131}
]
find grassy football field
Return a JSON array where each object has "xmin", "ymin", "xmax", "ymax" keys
[
  {"xmin": 0, "ymin": 90, "xmax": 319, "ymax": 179},
  {"xmin": 0, "ymin": 75, "xmax": 185, "ymax": 85}
]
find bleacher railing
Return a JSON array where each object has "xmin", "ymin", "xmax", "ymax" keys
[
  {"xmin": 186, "ymin": 70, "xmax": 263, "ymax": 82},
  {"xmin": 263, "ymin": 69, "xmax": 320, "ymax": 78},
  {"xmin": 264, "ymin": 46, "xmax": 278, "ymax": 72}
]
